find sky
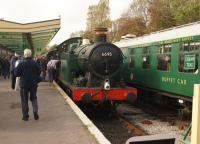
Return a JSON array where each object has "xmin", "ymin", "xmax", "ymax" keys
[{"xmin": 0, "ymin": 0, "xmax": 132, "ymax": 46}]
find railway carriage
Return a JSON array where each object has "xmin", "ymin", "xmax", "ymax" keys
[{"xmin": 115, "ymin": 21, "xmax": 200, "ymax": 105}]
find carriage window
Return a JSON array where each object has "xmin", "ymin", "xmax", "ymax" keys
[
  {"xmin": 129, "ymin": 49, "xmax": 135, "ymax": 68},
  {"xmin": 179, "ymin": 42, "xmax": 199, "ymax": 74},
  {"xmin": 157, "ymin": 44, "xmax": 171, "ymax": 71},
  {"xmin": 142, "ymin": 47, "xmax": 150, "ymax": 69}
]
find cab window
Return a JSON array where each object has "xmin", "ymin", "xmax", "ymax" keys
[
  {"xmin": 61, "ymin": 43, "xmax": 68, "ymax": 53},
  {"xmin": 142, "ymin": 47, "xmax": 150, "ymax": 69},
  {"xmin": 157, "ymin": 44, "xmax": 171, "ymax": 71},
  {"xmin": 179, "ymin": 42, "xmax": 199, "ymax": 74}
]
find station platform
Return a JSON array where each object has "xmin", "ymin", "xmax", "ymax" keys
[{"xmin": 0, "ymin": 78, "xmax": 110, "ymax": 144}]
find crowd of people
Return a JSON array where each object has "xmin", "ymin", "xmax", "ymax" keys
[
  {"xmin": 0, "ymin": 49, "xmax": 59, "ymax": 121},
  {"xmin": 0, "ymin": 57, "xmax": 11, "ymax": 79},
  {"xmin": 0, "ymin": 53, "xmax": 59, "ymax": 84}
]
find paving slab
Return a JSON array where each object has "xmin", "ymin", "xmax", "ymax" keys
[{"xmin": 0, "ymin": 78, "xmax": 99, "ymax": 144}]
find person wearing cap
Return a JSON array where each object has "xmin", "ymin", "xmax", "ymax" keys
[
  {"xmin": 14, "ymin": 49, "xmax": 41, "ymax": 121},
  {"xmin": 10, "ymin": 52, "xmax": 20, "ymax": 89}
]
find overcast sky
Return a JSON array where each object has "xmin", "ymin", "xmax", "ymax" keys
[{"xmin": 0, "ymin": 0, "xmax": 132, "ymax": 45}]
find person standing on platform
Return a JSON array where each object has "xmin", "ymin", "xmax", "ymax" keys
[
  {"xmin": 10, "ymin": 53, "xmax": 19, "ymax": 89},
  {"xmin": 46, "ymin": 58, "xmax": 53, "ymax": 82},
  {"xmin": 47, "ymin": 58, "xmax": 59, "ymax": 82},
  {"xmin": 14, "ymin": 49, "xmax": 41, "ymax": 121},
  {"xmin": 3, "ymin": 57, "xmax": 11, "ymax": 79},
  {"xmin": 0, "ymin": 58, "xmax": 3, "ymax": 77}
]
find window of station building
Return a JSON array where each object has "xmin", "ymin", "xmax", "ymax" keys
[
  {"xmin": 128, "ymin": 49, "xmax": 135, "ymax": 68},
  {"xmin": 142, "ymin": 47, "xmax": 150, "ymax": 69},
  {"xmin": 157, "ymin": 44, "xmax": 172, "ymax": 71},
  {"xmin": 178, "ymin": 42, "xmax": 200, "ymax": 74}
]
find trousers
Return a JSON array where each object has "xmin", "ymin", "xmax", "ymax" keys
[
  {"xmin": 11, "ymin": 71, "xmax": 16, "ymax": 89},
  {"xmin": 20, "ymin": 86, "xmax": 38, "ymax": 118},
  {"xmin": 47, "ymin": 68, "xmax": 54, "ymax": 82}
]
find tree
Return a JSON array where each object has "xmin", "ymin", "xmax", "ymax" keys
[
  {"xmin": 111, "ymin": 15, "xmax": 146, "ymax": 42},
  {"xmin": 128, "ymin": 0, "xmax": 152, "ymax": 25},
  {"xmin": 148, "ymin": 0, "xmax": 176, "ymax": 32},
  {"xmin": 86, "ymin": 0, "xmax": 112, "ymax": 31},
  {"xmin": 84, "ymin": 0, "xmax": 200, "ymax": 43},
  {"xmin": 110, "ymin": 0, "xmax": 148, "ymax": 42},
  {"xmin": 171, "ymin": 0, "xmax": 200, "ymax": 25}
]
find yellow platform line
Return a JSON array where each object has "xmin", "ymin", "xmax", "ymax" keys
[{"xmin": 53, "ymin": 81, "xmax": 111, "ymax": 144}]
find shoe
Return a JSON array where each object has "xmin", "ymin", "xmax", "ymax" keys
[
  {"xmin": 22, "ymin": 117, "xmax": 29, "ymax": 121},
  {"xmin": 34, "ymin": 113, "xmax": 39, "ymax": 120}
]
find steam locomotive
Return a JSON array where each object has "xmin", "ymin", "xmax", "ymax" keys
[{"xmin": 55, "ymin": 28, "xmax": 137, "ymax": 108}]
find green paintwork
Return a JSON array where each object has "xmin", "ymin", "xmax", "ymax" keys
[
  {"xmin": 121, "ymin": 35, "xmax": 200, "ymax": 98},
  {"xmin": 57, "ymin": 37, "xmax": 82, "ymax": 86},
  {"xmin": 59, "ymin": 52, "xmax": 79, "ymax": 84}
]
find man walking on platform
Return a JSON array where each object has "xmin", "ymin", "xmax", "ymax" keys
[{"xmin": 14, "ymin": 49, "xmax": 41, "ymax": 121}]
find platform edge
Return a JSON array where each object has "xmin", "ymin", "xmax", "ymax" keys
[{"xmin": 53, "ymin": 81, "xmax": 111, "ymax": 144}]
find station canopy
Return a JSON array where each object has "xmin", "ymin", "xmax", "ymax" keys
[{"xmin": 0, "ymin": 19, "xmax": 60, "ymax": 55}]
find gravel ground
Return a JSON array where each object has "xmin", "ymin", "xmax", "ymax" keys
[
  {"xmin": 93, "ymin": 117, "xmax": 134, "ymax": 144},
  {"xmin": 116, "ymin": 103, "xmax": 187, "ymax": 137},
  {"xmin": 80, "ymin": 105, "xmax": 135, "ymax": 144}
]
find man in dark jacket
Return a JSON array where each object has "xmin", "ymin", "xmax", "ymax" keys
[{"xmin": 14, "ymin": 49, "xmax": 41, "ymax": 121}]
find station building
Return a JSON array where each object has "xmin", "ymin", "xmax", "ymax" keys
[{"xmin": 0, "ymin": 19, "xmax": 60, "ymax": 56}]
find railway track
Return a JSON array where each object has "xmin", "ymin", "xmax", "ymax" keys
[
  {"xmin": 78, "ymin": 101, "xmax": 190, "ymax": 144},
  {"xmin": 79, "ymin": 104, "xmax": 143, "ymax": 144},
  {"xmin": 58, "ymin": 81, "xmax": 190, "ymax": 143}
]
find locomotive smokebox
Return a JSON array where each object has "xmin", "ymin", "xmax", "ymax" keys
[
  {"xmin": 75, "ymin": 27, "xmax": 123, "ymax": 80},
  {"xmin": 94, "ymin": 28, "xmax": 108, "ymax": 43}
]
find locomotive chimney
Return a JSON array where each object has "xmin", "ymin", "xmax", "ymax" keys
[{"xmin": 94, "ymin": 28, "xmax": 108, "ymax": 43}]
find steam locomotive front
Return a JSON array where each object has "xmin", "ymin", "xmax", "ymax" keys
[
  {"xmin": 70, "ymin": 29, "xmax": 137, "ymax": 103},
  {"xmin": 75, "ymin": 28, "xmax": 123, "ymax": 89},
  {"xmin": 88, "ymin": 43, "xmax": 123, "ymax": 79}
]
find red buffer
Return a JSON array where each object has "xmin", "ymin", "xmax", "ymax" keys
[{"xmin": 72, "ymin": 87, "xmax": 137, "ymax": 103}]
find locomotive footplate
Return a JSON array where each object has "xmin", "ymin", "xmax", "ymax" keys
[{"xmin": 72, "ymin": 87, "xmax": 137, "ymax": 103}]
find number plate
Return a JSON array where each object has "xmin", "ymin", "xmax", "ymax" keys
[{"xmin": 101, "ymin": 52, "xmax": 112, "ymax": 57}]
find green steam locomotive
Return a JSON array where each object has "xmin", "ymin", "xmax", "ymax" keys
[{"xmin": 54, "ymin": 28, "xmax": 137, "ymax": 108}]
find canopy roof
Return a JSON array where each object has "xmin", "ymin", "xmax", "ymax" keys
[{"xmin": 0, "ymin": 19, "xmax": 60, "ymax": 55}]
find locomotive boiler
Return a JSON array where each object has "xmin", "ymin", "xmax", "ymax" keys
[
  {"xmin": 56, "ymin": 28, "xmax": 137, "ymax": 107},
  {"xmin": 74, "ymin": 28, "xmax": 123, "ymax": 89}
]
